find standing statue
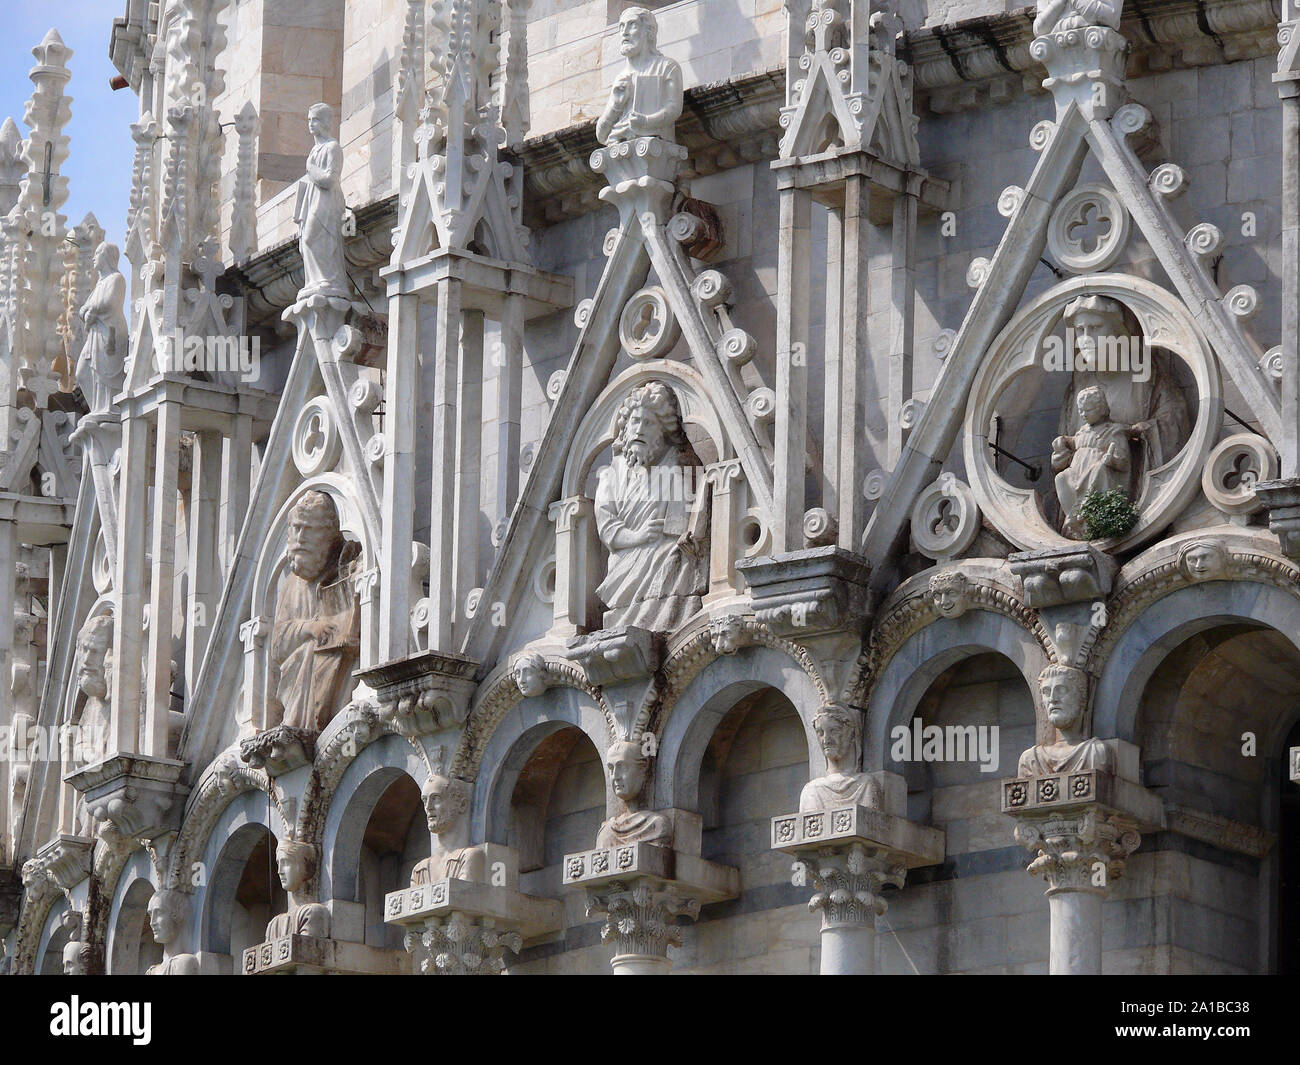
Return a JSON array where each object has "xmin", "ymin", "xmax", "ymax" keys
[
  {"xmin": 294, "ymin": 103, "xmax": 348, "ymax": 300},
  {"xmin": 75, "ymin": 242, "xmax": 127, "ymax": 415},
  {"xmin": 269, "ymin": 492, "xmax": 361, "ymax": 734},
  {"xmin": 410, "ymin": 774, "xmax": 486, "ymax": 884},
  {"xmin": 1033, "ymin": 0, "xmax": 1122, "ymax": 34},
  {"xmin": 594, "ymin": 382, "xmax": 708, "ymax": 632},
  {"xmin": 596, "ymin": 7, "xmax": 683, "ymax": 145},
  {"xmin": 1017, "ymin": 664, "xmax": 1112, "ymax": 775},
  {"xmin": 1051, "ymin": 386, "xmax": 1141, "ymax": 538},
  {"xmin": 596, "ymin": 740, "xmax": 673, "ymax": 848},
  {"xmin": 800, "ymin": 704, "xmax": 882, "ymax": 812},
  {"xmin": 145, "ymin": 889, "xmax": 200, "ymax": 975},
  {"xmin": 264, "ymin": 839, "xmax": 330, "ymax": 939}
]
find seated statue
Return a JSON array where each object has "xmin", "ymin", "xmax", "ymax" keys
[
  {"xmin": 596, "ymin": 740, "xmax": 673, "ymax": 848},
  {"xmin": 1052, "ymin": 386, "xmax": 1143, "ymax": 539},
  {"xmin": 410, "ymin": 774, "xmax": 487, "ymax": 885},
  {"xmin": 145, "ymin": 889, "xmax": 200, "ymax": 975},
  {"xmin": 596, "ymin": 7, "xmax": 683, "ymax": 145},
  {"xmin": 1018, "ymin": 663, "xmax": 1113, "ymax": 776},
  {"xmin": 594, "ymin": 382, "xmax": 708, "ymax": 632},
  {"xmin": 269, "ymin": 492, "xmax": 361, "ymax": 734},
  {"xmin": 1033, "ymin": 0, "xmax": 1122, "ymax": 34},
  {"xmin": 800, "ymin": 704, "xmax": 882, "ymax": 812},
  {"xmin": 264, "ymin": 838, "xmax": 330, "ymax": 940}
]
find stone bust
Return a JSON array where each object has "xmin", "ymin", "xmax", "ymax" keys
[
  {"xmin": 145, "ymin": 889, "xmax": 200, "ymax": 975},
  {"xmin": 264, "ymin": 839, "xmax": 331, "ymax": 940},
  {"xmin": 295, "ymin": 102, "xmax": 348, "ymax": 299},
  {"xmin": 596, "ymin": 740, "xmax": 673, "ymax": 848},
  {"xmin": 1178, "ymin": 538, "xmax": 1228, "ymax": 582},
  {"xmin": 75, "ymin": 241, "xmax": 127, "ymax": 416},
  {"xmin": 1033, "ymin": 0, "xmax": 1123, "ymax": 35},
  {"xmin": 512, "ymin": 652, "xmax": 549, "ymax": 698},
  {"xmin": 800, "ymin": 704, "xmax": 882, "ymax": 812},
  {"xmin": 62, "ymin": 937, "xmax": 94, "ymax": 975},
  {"xmin": 594, "ymin": 382, "xmax": 708, "ymax": 632},
  {"xmin": 269, "ymin": 492, "xmax": 361, "ymax": 734},
  {"xmin": 1018, "ymin": 664, "xmax": 1113, "ymax": 776},
  {"xmin": 410, "ymin": 773, "xmax": 486, "ymax": 885},
  {"xmin": 928, "ymin": 570, "xmax": 972, "ymax": 619},
  {"xmin": 596, "ymin": 6, "xmax": 683, "ymax": 145},
  {"xmin": 72, "ymin": 613, "xmax": 114, "ymax": 763}
]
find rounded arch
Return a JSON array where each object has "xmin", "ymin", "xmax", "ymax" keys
[
  {"xmin": 865, "ymin": 611, "xmax": 1051, "ymax": 770},
  {"xmin": 471, "ymin": 686, "xmax": 613, "ymax": 843},
  {"xmin": 655, "ymin": 644, "xmax": 823, "ymax": 813},
  {"xmin": 320, "ymin": 732, "xmax": 430, "ymax": 902},
  {"xmin": 105, "ymin": 848, "xmax": 162, "ymax": 975},
  {"xmin": 168, "ymin": 753, "xmax": 270, "ymax": 889},
  {"xmin": 1093, "ymin": 581, "xmax": 1300, "ymax": 744},
  {"xmin": 34, "ymin": 895, "xmax": 70, "ymax": 976},
  {"xmin": 561, "ymin": 360, "xmax": 729, "ymax": 499}
]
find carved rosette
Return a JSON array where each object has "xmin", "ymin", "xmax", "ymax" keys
[
  {"xmin": 584, "ymin": 877, "xmax": 701, "ymax": 960},
  {"xmin": 804, "ymin": 842, "xmax": 905, "ymax": 930},
  {"xmin": 1012, "ymin": 807, "xmax": 1140, "ymax": 896},
  {"xmin": 404, "ymin": 913, "xmax": 522, "ymax": 976}
]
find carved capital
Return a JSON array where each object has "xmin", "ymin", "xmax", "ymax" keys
[
  {"xmin": 1012, "ymin": 805, "xmax": 1140, "ymax": 895},
  {"xmin": 803, "ymin": 842, "xmax": 905, "ymax": 930},
  {"xmin": 1254, "ymin": 478, "xmax": 1300, "ymax": 560},
  {"xmin": 584, "ymin": 877, "xmax": 700, "ymax": 960}
]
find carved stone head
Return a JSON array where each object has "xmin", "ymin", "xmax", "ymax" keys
[
  {"xmin": 613, "ymin": 382, "xmax": 688, "ymax": 469},
  {"xmin": 1178, "ymin": 538, "xmax": 1228, "ymax": 582},
  {"xmin": 275, "ymin": 838, "xmax": 317, "ymax": 895},
  {"xmin": 708, "ymin": 613, "xmax": 744, "ymax": 655},
  {"xmin": 1064, "ymin": 293, "xmax": 1127, "ymax": 367},
  {"xmin": 147, "ymin": 889, "xmax": 188, "ymax": 947},
  {"xmin": 1075, "ymin": 385, "xmax": 1110, "ymax": 426},
  {"xmin": 511, "ymin": 652, "xmax": 548, "ymax": 698},
  {"xmin": 421, "ymin": 773, "xmax": 471, "ymax": 836},
  {"xmin": 93, "ymin": 241, "xmax": 119, "ymax": 276},
  {"xmin": 307, "ymin": 102, "xmax": 335, "ymax": 140},
  {"xmin": 286, "ymin": 492, "xmax": 345, "ymax": 584},
  {"xmin": 606, "ymin": 740, "xmax": 650, "ymax": 804},
  {"xmin": 618, "ymin": 6, "xmax": 658, "ymax": 57},
  {"xmin": 928, "ymin": 570, "xmax": 972, "ymax": 619},
  {"xmin": 1038, "ymin": 663, "xmax": 1088, "ymax": 734},
  {"xmin": 74, "ymin": 614, "xmax": 114, "ymax": 702},
  {"xmin": 62, "ymin": 938, "xmax": 93, "ymax": 975},
  {"xmin": 812, "ymin": 704, "xmax": 862, "ymax": 774}
]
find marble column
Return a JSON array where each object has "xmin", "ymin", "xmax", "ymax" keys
[{"xmin": 803, "ymin": 842, "xmax": 903, "ymax": 976}]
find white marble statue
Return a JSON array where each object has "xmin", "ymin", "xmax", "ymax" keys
[
  {"xmin": 269, "ymin": 492, "xmax": 361, "ymax": 734},
  {"xmin": 1017, "ymin": 664, "xmax": 1112, "ymax": 776},
  {"xmin": 929, "ymin": 570, "xmax": 972, "ymax": 619},
  {"xmin": 1052, "ymin": 386, "xmax": 1140, "ymax": 538},
  {"xmin": 511, "ymin": 652, "xmax": 549, "ymax": 698},
  {"xmin": 410, "ymin": 773, "xmax": 486, "ymax": 885},
  {"xmin": 75, "ymin": 242, "xmax": 127, "ymax": 415},
  {"xmin": 596, "ymin": 7, "xmax": 683, "ymax": 145},
  {"xmin": 72, "ymin": 614, "xmax": 113, "ymax": 765},
  {"xmin": 1178, "ymin": 538, "xmax": 1229, "ymax": 582},
  {"xmin": 594, "ymin": 382, "xmax": 707, "ymax": 632},
  {"xmin": 294, "ymin": 103, "xmax": 348, "ymax": 299},
  {"xmin": 264, "ymin": 838, "xmax": 330, "ymax": 939},
  {"xmin": 1033, "ymin": 0, "xmax": 1123, "ymax": 35},
  {"xmin": 62, "ymin": 936, "xmax": 93, "ymax": 975},
  {"xmin": 145, "ymin": 889, "xmax": 199, "ymax": 975},
  {"xmin": 596, "ymin": 740, "xmax": 673, "ymax": 848},
  {"xmin": 800, "ymin": 704, "xmax": 882, "ymax": 812}
]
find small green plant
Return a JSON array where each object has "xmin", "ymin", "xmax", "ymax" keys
[{"xmin": 1078, "ymin": 487, "xmax": 1138, "ymax": 540}]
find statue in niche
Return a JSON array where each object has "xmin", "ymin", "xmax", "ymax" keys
[
  {"xmin": 294, "ymin": 103, "xmax": 348, "ymax": 300},
  {"xmin": 269, "ymin": 492, "xmax": 361, "ymax": 734},
  {"xmin": 928, "ymin": 570, "xmax": 972, "ymax": 619},
  {"xmin": 145, "ymin": 889, "xmax": 200, "ymax": 975},
  {"xmin": 264, "ymin": 839, "xmax": 330, "ymax": 940},
  {"xmin": 410, "ymin": 774, "xmax": 486, "ymax": 885},
  {"xmin": 75, "ymin": 242, "xmax": 127, "ymax": 416},
  {"xmin": 1052, "ymin": 386, "xmax": 1140, "ymax": 538},
  {"xmin": 1033, "ymin": 0, "xmax": 1122, "ymax": 34},
  {"xmin": 597, "ymin": 740, "xmax": 673, "ymax": 848},
  {"xmin": 511, "ymin": 652, "xmax": 549, "ymax": 698},
  {"xmin": 1053, "ymin": 295, "xmax": 1189, "ymax": 515},
  {"xmin": 72, "ymin": 614, "xmax": 114, "ymax": 766},
  {"xmin": 1178, "ymin": 538, "xmax": 1229, "ymax": 582},
  {"xmin": 800, "ymin": 704, "xmax": 883, "ymax": 812},
  {"xmin": 594, "ymin": 382, "xmax": 708, "ymax": 632},
  {"xmin": 1018, "ymin": 663, "xmax": 1112, "ymax": 776},
  {"xmin": 596, "ymin": 7, "xmax": 683, "ymax": 146}
]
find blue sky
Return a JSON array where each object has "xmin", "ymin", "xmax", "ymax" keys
[{"xmin": 0, "ymin": 2, "xmax": 138, "ymax": 248}]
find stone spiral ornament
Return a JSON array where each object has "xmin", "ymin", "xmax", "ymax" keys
[
  {"xmin": 932, "ymin": 328, "xmax": 956, "ymax": 360},
  {"xmin": 668, "ymin": 211, "xmax": 704, "ymax": 245},
  {"xmin": 863, "ymin": 468, "xmax": 888, "ymax": 501},
  {"xmin": 1184, "ymin": 222, "xmax": 1222, "ymax": 257},
  {"xmin": 718, "ymin": 327, "xmax": 757, "ymax": 367},
  {"xmin": 573, "ymin": 298, "xmax": 594, "ymax": 328},
  {"xmin": 747, "ymin": 387, "xmax": 776, "ymax": 424},
  {"xmin": 350, "ymin": 376, "xmax": 382, "ymax": 414},
  {"xmin": 1148, "ymin": 163, "xmax": 1187, "ymax": 198},
  {"xmin": 1029, "ymin": 120, "xmax": 1055, "ymax": 151},
  {"xmin": 997, "ymin": 186, "xmax": 1024, "ymax": 218},
  {"xmin": 966, "ymin": 257, "xmax": 991, "ymax": 289},
  {"xmin": 1224, "ymin": 284, "xmax": 1259, "ymax": 320},
  {"xmin": 546, "ymin": 369, "xmax": 567, "ymax": 403},
  {"xmin": 691, "ymin": 269, "xmax": 732, "ymax": 308},
  {"xmin": 1260, "ymin": 345, "xmax": 1284, "ymax": 384},
  {"xmin": 603, "ymin": 228, "xmax": 620, "ymax": 257},
  {"xmin": 899, "ymin": 397, "xmax": 925, "ymax": 430},
  {"xmin": 465, "ymin": 588, "xmax": 483, "ymax": 619},
  {"xmin": 802, "ymin": 507, "xmax": 837, "ymax": 546},
  {"xmin": 411, "ymin": 598, "xmax": 433, "ymax": 631},
  {"xmin": 1112, "ymin": 103, "xmax": 1152, "ymax": 137},
  {"xmin": 365, "ymin": 433, "xmax": 385, "ymax": 466}
]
